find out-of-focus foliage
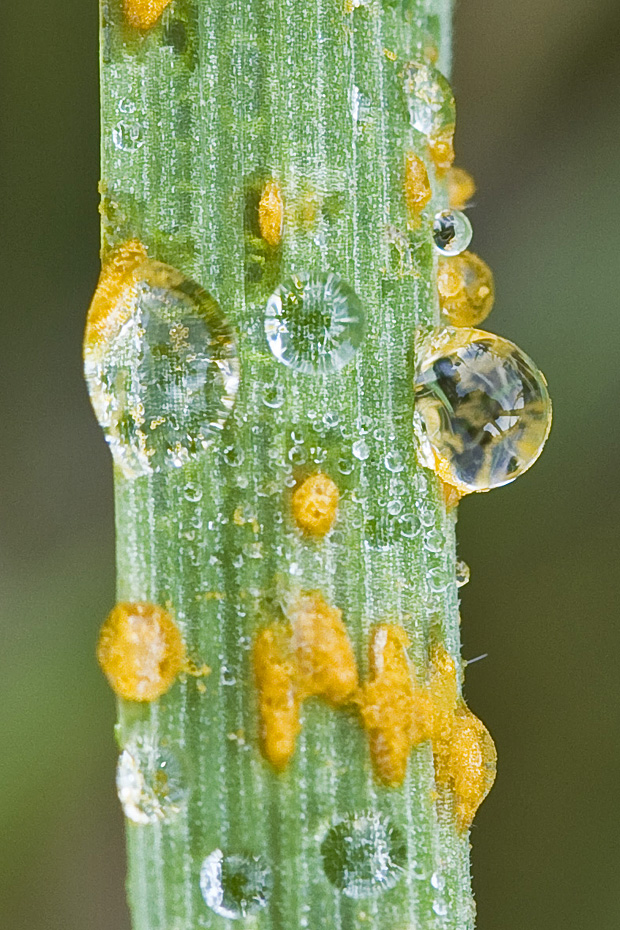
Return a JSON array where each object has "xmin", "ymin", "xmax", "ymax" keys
[{"xmin": 1, "ymin": 0, "xmax": 619, "ymax": 928}]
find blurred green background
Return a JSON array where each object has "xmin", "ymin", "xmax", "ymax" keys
[{"xmin": 2, "ymin": 1, "xmax": 619, "ymax": 927}]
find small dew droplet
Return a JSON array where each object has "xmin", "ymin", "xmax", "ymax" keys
[
  {"xmin": 432, "ymin": 210, "xmax": 472, "ymax": 255},
  {"xmin": 264, "ymin": 272, "xmax": 365, "ymax": 374},
  {"xmin": 456, "ymin": 559, "xmax": 470, "ymax": 587},
  {"xmin": 199, "ymin": 850, "xmax": 272, "ymax": 919},
  {"xmin": 414, "ymin": 328, "xmax": 552, "ymax": 492},
  {"xmin": 384, "ymin": 450, "xmax": 405, "ymax": 473},
  {"xmin": 352, "ymin": 439, "xmax": 370, "ymax": 461},
  {"xmin": 112, "ymin": 121, "xmax": 144, "ymax": 151},
  {"xmin": 262, "ymin": 383, "xmax": 285, "ymax": 408},
  {"xmin": 321, "ymin": 813, "xmax": 407, "ymax": 898},
  {"xmin": 116, "ymin": 741, "xmax": 188, "ymax": 825}
]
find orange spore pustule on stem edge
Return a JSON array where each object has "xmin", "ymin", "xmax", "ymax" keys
[
  {"xmin": 403, "ymin": 152, "xmax": 432, "ymax": 225},
  {"xmin": 253, "ymin": 623, "xmax": 300, "ymax": 770},
  {"xmin": 97, "ymin": 601, "xmax": 185, "ymax": 702},
  {"xmin": 84, "ymin": 239, "xmax": 147, "ymax": 351},
  {"xmin": 124, "ymin": 0, "xmax": 172, "ymax": 30},
  {"xmin": 359, "ymin": 624, "xmax": 432, "ymax": 787},
  {"xmin": 289, "ymin": 591, "xmax": 359, "ymax": 704}
]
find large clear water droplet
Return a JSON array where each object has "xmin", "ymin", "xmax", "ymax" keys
[
  {"xmin": 414, "ymin": 328, "xmax": 552, "ymax": 492},
  {"xmin": 402, "ymin": 62, "xmax": 455, "ymax": 138},
  {"xmin": 199, "ymin": 850, "xmax": 272, "ymax": 918},
  {"xmin": 116, "ymin": 741, "xmax": 188, "ymax": 825},
  {"xmin": 321, "ymin": 813, "xmax": 407, "ymax": 898},
  {"xmin": 264, "ymin": 272, "xmax": 365, "ymax": 374},
  {"xmin": 84, "ymin": 256, "xmax": 239, "ymax": 477},
  {"xmin": 432, "ymin": 210, "xmax": 472, "ymax": 255}
]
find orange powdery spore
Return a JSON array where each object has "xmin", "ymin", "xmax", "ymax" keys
[
  {"xmin": 124, "ymin": 0, "xmax": 172, "ymax": 30},
  {"xmin": 429, "ymin": 124, "xmax": 455, "ymax": 174},
  {"xmin": 258, "ymin": 180, "xmax": 284, "ymax": 247},
  {"xmin": 84, "ymin": 240, "xmax": 147, "ymax": 351},
  {"xmin": 289, "ymin": 591, "xmax": 358, "ymax": 704},
  {"xmin": 291, "ymin": 473, "xmax": 339, "ymax": 537},
  {"xmin": 447, "ymin": 166, "xmax": 476, "ymax": 211},
  {"xmin": 97, "ymin": 602, "xmax": 185, "ymax": 702},
  {"xmin": 404, "ymin": 152, "xmax": 431, "ymax": 225},
  {"xmin": 429, "ymin": 644, "xmax": 497, "ymax": 833},
  {"xmin": 359, "ymin": 625, "xmax": 432, "ymax": 786},
  {"xmin": 253, "ymin": 624, "xmax": 299, "ymax": 770}
]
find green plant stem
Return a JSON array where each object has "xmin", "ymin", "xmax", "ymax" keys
[{"xmin": 100, "ymin": 0, "xmax": 477, "ymax": 928}]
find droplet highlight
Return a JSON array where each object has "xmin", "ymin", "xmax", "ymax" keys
[
  {"xmin": 84, "ymin": 243, "xmax": 239, "ymax": 477},
  {"xmin": 321, "ymin": 813, "xmax": 407, "ymax": 898},
  {"xmin": 199, "ymin": 850, "xmax": 272, "ymax": 918},
  {"xmin": 414, "ymin": 328, "xmax": 552, "ymax": 492},
  {"xmin": 116, "ymin": 741, "xmax": 188, "ymax": 824},
  {"xmin": 264, "ymin": 272, "xmax": 365, "ymax": 374},
  {"xmin": 432, "ymin": 210, "xmax": 472, "ymax": 255}
]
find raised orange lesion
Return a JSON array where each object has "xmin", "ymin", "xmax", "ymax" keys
[
  {"xmin": 258, "ymin": 180, "xmax": 284, "ymax": 247},
  {"xmin": 447, "ymin": 166, "xmax": 476, "ymax": 211},
  {"xmin": 97, "ymin": 601, "xmax": 185, "ymax": 701},
  {"xmin": 253, "ymin": 591, "xmax": 357, "ymax": 769},
  {"xmin": 428, "ymin": 124, "xmax": 455, "ymax": 175},
  {"xmin": 291, "ymin": 473, "xmax": 339, "ymax": 536},
  {"xmin": 124, "ymin": 0, "xmax": 172, "ymax": 30},
  {"xmin": 403, "ymin": 152, "xmax": 432, "ymax": 227},
  {"xmin": 358, "ymin": 625, "xmax": 432, "ymax": 786},
  {"xmin": 84, "ymin": 239, "xmax": 148, "ymax": 351}
]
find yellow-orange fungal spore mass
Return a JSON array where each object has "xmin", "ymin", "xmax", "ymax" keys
[
  {"xmin": 404, "ymin": 152, "xmax": 432, "ymax": 224},
  {"xmin": 429, "ymin": 124, "xmax": 455, "ymax": 174},
  {"xmin": 258, "ymin": 180, "xmax": 284, "ymax": 247},
  {"xmin": 97, "ymin": 602, "xmax": 185, "ymax": 702},
  {"xmin": 289, "ymin": 591, "xmax": 358, "ymax": 704},
  {"xmin": 253, "ymin": 624, "xmax": 300, "ymax": 770},
  {"xmin": 447, "ymin": 166, "xmax": 476, "ymax": 211},
  {"xmin": 359, "ymin": 625, "xmax": 432, "ymax": 786},
  {"xmin": 437, "ymin": 251, "xmax": 495, "ymax": 327},
  {"xmin": 429, "ymin": 644, "xmax": 497, "ymax": 833},
  {"xmin": 291, "ymin": 473, "xmax": 339, "ymax": 536},
  {"xmin": 441, "ymin": 479, "xmax": 466, "ymax": 511},
  {"xmin": 124, "ymin": 0, "xmax": 172, "ymax": 30},
  {"xmin": 84, "ymin": 240, "xmax": 148, "ymax": 350}
]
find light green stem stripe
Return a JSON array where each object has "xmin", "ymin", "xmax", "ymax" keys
[{"xmin": 101, "ymin": 0, "xmax": 473, "ymax": 928}]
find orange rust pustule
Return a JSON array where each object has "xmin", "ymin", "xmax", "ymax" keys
[
  {"xmin": 359, "ymin": 625, "xmax": 432, "ymax": 786},
  {"xmin": 97, "ymin": 602, "xmax": 185, "ymax": 702},
  {"xmin": 124, "ymin": 0, "xmax": 172, "ymax": 29},
  {"xmin": 289, "ymin": 591, "xmax": 358, "ymax": 704},
  {"xmin": 253, "ymin": 624, "xmax": 299, "ymax": 770},
  {"xmin": 258, "ymin": 180, "xmax": 284, "ymax": 247},
  {"xmin": 403, "ymin": 152, "xmax": 432, "ymax": 225},
  {"xmin": 84, "ymin": 239, "xmax": 147, "ymax": 350},
  {"xmin": 429, "ymin": 644, "xmax": 497, "ymax": 833},
  {"xmin": 437, "ymin": 251, "xmax": 495, "ymax": 327},
  {"xmin": 447, "ymin": 166, "xmax": 476, "ymax": 211},
  {"xmin": 291, "ymin": 473, "xmax": 339, "ymax": 536},
  {"xmin": 429, "ymin": 124, "xmax": 455, "ymax": 174}
]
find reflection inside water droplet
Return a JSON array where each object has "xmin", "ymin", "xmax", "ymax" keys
[
  {"xmin": 199, "ymin": 849, "xmax": 272, "ymax": 918},
  {"xmin": 84, "ymin": 253, "xmax": 239, "ymax": 477},
  {"xmin": 264, "ymin": 272, "xmax": 365, "ymax": 374},
  {"xmin": 414, "ymin": 328, "xmax": 552, "ymax": 491},
  {"xmin": 432, "ymin": 210, "xmax": 472, "ymax": 255},
  {"xmin": 402, "ymin": 61, "xmax": 455, "ymax": 138},
  {"xmin": 116, "ymin": 742, "xmax": 188, "ymax": 825},
  {"xmin": 321, "ymin": 812, "xmax": 407, "ymax": 898}
]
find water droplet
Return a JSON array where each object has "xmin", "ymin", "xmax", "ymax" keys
[
  {"xmin": 183, "ymin": 482, "xmax": 203, "ymax": 503},
  {"xmin": 387, "ymin": 499, "xmax": 403, "ymax": 516},
  {"xmin": 352, "ymin": 439, "xmax": 370, "ymax": 461},
  {"xmin": 199, "ymin": 850, "xmax": 272, "ymax": 918},
  {"xmin": 338, "ymin": 457, "xmax": 354, "ymax": 475},
  {"xmin": 112, "ymin": 121, "xmax": 144, "ymax": 151},
  {"xmin": 84, "ymin": 247, "xmax": 239, "ymax": 478},
  {"xmin": 384, "ymin": 450, "xmax": 405, "ymax": 473},
  {"xmin": 414, "ymin": 328, "xmax": 552, "ymax": 492},
  {"xmin": 456, "ymin": 559, "xmax": 470, "ymax": 587},
  {"xmin": 357, "ymin": 415, "xmax": 373, "ymax": 434},
  {"xmin": 222, "ymin": 446, "xmax": 245, "ymax": 468},
  {"xmin": 262, "ymin": 383, "xmax": 285, "ymax": 408},
  {"xmin": 116, "ymin": 741, "xmax": 188, "ymax": 825},
  {"xmin": 430, "ymin": 870, "xmax": 445, "ymax": 891},
  {"xmin": 290, "ymin": 429, "xmax": 305, "ymax": 444},
  {"xmin": 425, "ymin": 529, "xmax": 443, "ymax": 553},
  {"xmin": 432, "ymin": 898, "xmax": 449, "ymax": 917},
  {"xmin": 438, "ymin": 251, "xmax": 494, "ymax": 326},
  {"xmin": 321, "ymin": 813, "xmax": 407, "ymax": 898},
  {"xmin": 402, "ymin": 62, "xmax": 455, "ymax": 138},
  {"xmin": 399, "ymin": 513, "xmax": 419, "ymax": 538},
  {"xmin": 432, "ymin": 210, "xmax": 472, "ymax": 255},
  {"xmin": 323, "ymin": 410, "xmax": 340, "ymax": 429},
  {"xmin": 373, "ymin": 427, "xmax": 386, "ymax": 442},
  {"xmin": 264, "ymin": 272, "xmax": 365, "ymax": 374},
  {"xmin": 289, "ymin": 446, "xmax": 307, "ymax": 465}
]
